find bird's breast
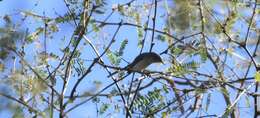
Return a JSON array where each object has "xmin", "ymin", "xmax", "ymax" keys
[{"xmin": 130, "ymin": 59, "xmax": 152, "ymax": 71}]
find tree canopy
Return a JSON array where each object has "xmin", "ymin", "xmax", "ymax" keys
[{"xmin": 0, "ymin": 0, "xmax": 259, "ymax": 118}]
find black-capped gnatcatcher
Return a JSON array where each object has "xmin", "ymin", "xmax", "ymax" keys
[{"xmin": 108, "ymin": 52, "xmax": 163, "ymax": 77}]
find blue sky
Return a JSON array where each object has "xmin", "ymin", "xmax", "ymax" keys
[{"xmin": 0, "ymin": 0, "xmax": 258, "ymax": 117}]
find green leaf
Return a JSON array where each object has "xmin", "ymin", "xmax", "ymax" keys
[
  {"xmin": 0, "ymin": 50, "xmax": 8, "ymax": 59},
  {"xmin": 12, "ymin": 106, "xmax": 25, "ymax": 118},
  {"xmin": 117, "ymin": 39, "xmax": 128, "ymax": 56},
  {"xmin": 205, "ymin": 93, "xmax": 211, "ymax": 111},
  {"xmin": 117, "ymin": 5, "xmax": 125, "ymax": 15},
  {"xmin": 137, "ymin": 28, "xmax": 143, "ymax": 47},
  {"xmin": 170, "ymin": 46, "xmax": 182, "ymax": 55},
  {"xmin": 0, "ymin": 62, "xmax": 4, "ymax": 71},
  {"xmin": 163, "ymin": 84, "xmax": 169, "ymax": 93},
  {"xmin": 91, "ymin": 22, "xmax": 100, "ymax": 32},
  {"xmin": 199, "ymin": 48, "xmax": 207, "ymax": 62},
  {"xmin": 106, "ymin": 50, "xmax": 120, "ymax": 66},
  {"xmin": 54, "ymin": 13, "xmax": 74, "ymax": 23},
  {"xmin": 100, "ymin": 103, "xmax": 110, "ymax": 114},
  {"xmin": 245, "ymin": 95, "xmax": 250, "ymax": 107},
  {"xmin": 26, "ymin": 27, "xmax": 44, "ymax": 42},
  {"xmin": 255, "ymin": 71, "xmax": 260, "ymax": 82},
  {"xmin": 29, "ymin": 77, "xmax": 48, "ymax": 95},
  {"xmin": 21, "ymin": 11, "xmax": 44, "ymax": 20},
  {"xmin": 157, "ymin": 35, "xmax": 166, "ymax": 42},
  {"xmin": 49, "ymin": 23, "xmax": 59, "ymax": 32},
  {"xmin": 162, "ymin": 112, "xmax": 168, "ymax": 118}
]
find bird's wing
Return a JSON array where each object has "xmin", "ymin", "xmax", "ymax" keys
[{"xmin": 125, "ymin": 53, "xmax": 146, "ymax": 69}]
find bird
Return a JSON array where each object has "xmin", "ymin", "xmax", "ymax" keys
[{"xmin": 108, "ymin": 52, "xmax": 163, "ymax": 77}]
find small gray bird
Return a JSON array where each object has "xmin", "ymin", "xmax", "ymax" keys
[{"xmin": 108, "ymin": 52, "xmax": 163, "ymax": 77}]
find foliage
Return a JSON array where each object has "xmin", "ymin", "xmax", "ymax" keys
[{"xmin": 0, "ymin": 0, "xmax": 259, "ymax": 118}]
